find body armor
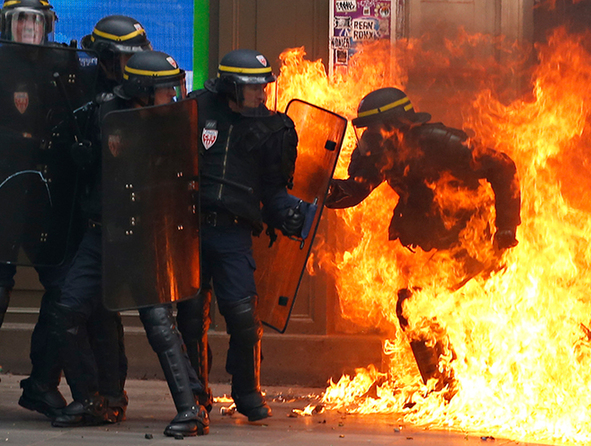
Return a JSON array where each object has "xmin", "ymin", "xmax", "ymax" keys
[{"xmin": 190, "ymin": 88, "xmax": 297, "ymax": 229}]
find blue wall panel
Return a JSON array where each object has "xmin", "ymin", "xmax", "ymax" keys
[{"xmin": 51, "ymin": 0, "xmax": 194, "ymax": 86}]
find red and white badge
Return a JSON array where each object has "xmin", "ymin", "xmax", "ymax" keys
[
  {"xmin": 14, "ymin": 92, "xmax": 29, "ymax": 114},
  {"xmin": 202, "ymin": 128, "xmax": 218, "ymax": 150},
  {"xmin": 256, "ymin": 55, "xmax": 268, "ymax": 66}
]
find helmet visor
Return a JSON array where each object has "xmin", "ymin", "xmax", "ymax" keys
[{"xmin": 7, "ymin": 8, "xmax": 52, "ymax": 44}]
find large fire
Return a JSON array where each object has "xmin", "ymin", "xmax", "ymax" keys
[{"xmin": 270, "ymin": 26, "xmax": 591, "ymax": 446}]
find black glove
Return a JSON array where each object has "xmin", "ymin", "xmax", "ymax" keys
[
  {"xmin": 70, "ymin": 140, "xmax": 94, "ymax": 169},
  {"xmin": 494, "ymin": 228, "xmax": 518, "ymax": 250},
  {"xmin": 280, "ymin": 201, "xmax": 305, "ymax": 237},
  {"xmin": 324, "ymin": 180, "xmax": 346, "ymax": 208}
]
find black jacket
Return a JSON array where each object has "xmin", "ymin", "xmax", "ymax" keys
[
  {"xmin": 190, "ymin": 89, "xmax": 298, "ymax": 230},
  {"xmin": 327, "ymin": 122, "xmax": 521, "ymax": 251}
]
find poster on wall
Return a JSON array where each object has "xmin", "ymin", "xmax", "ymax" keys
[{"xmin": 329, "ymin": 0, "xmax": 396, "ymax": 76}]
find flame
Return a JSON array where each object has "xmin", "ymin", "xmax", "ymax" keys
[{"xmin": 271, "ymin": 27, "xmax": 591, "ymax": 445}]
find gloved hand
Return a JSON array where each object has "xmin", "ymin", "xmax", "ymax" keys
[
  {"xmin": 494, "ymin": 228, "xmax": 518, "ymax": 250},
  {"xmin": 324, "ymin": 180, "xmax": 346, "ymax": 208},
  {"xmin": 70, "ymin": 140, "xmax": 94, "ymax": 168},
  {"xmin": 280, "ymin": 201, "xmax": 305, "ymax": 237}
]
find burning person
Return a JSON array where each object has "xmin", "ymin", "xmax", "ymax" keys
[{"xmin": 325, "ymin": 87, "xmax": 521, "ymax": 389}]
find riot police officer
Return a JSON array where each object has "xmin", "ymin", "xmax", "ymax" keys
[
  {"xmin": 81, "ymin": 15, "xmax": 152, "ymax": 94},
  {"xmin": 186, "ymin": 49, "xmax": 311, "ymax": 422},
  {"xmin": 0, "ymin": 0, "xmax": 71, "ymax": 419},
  {"xmin": 59, "ymin": 13, "xmax": 153, "ymax": 424},
  {"xmin": 325, "ymin": 87, "xmax": 521, "ymax": 249},
  {"xmin": 325, "ymin": 87, "xmax": 521, "ymax": 387},
  {"xmin": 52, "ymin": 50, "xmax": 209, "ymax": 436},
  {"xmin": 0, "ymin": 0, "xmax": 56, "ymax": 44}
]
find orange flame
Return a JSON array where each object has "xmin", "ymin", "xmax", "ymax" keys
[{"xmin": 272, "ymin": 27, "xmax": 591, "ymax": 445}]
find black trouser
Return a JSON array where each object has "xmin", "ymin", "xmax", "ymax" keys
[
  {"xmin": 0, "ymin": 261, "xmax": 72, "ymax": 389},
  {"xmin": 57, "ymin": 229, "xmax": 127, "ymax": 402}
]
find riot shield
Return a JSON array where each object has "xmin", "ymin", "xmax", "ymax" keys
[
  {"xmin": 0, "ymin": 41, "xmax": 98, "ymax": 266},
  {"xmin": 102, "ymin": 99, "xmax": 201, "ymax": 311},
  {"xmin": 254, "ymin": 99, "xmax": 347, "ymax": 332}
]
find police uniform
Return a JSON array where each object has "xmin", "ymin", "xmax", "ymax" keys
[
  {"xmin": 52, "ymin": 51, "xmax": 210, "ymax": 436},
  {"xmin": 326, "ymin": 88, "xmax": 521, "ymax": 252},
  {"xmin": 182, "ymin": 49, "xmax": 309, "ymax": 422},
  {"xmin": 47, "ymin": 15, "xmax": 153, "ymax": 427},
  {"xmin": 325, "ymin": 87, "xmax": 521, "ymax": 387}
]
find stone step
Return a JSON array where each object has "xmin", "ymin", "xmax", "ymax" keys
[{"xmin": 0, "ymin": 322, "xmax": 384, "ymax": 387}]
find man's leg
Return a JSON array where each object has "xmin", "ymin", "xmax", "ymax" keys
[
  {"xmin": 0, "ymin": 263, "xmax": 16, "ymax": 329},
  {"xmin": 204, "ymin": 224, "xmax": 271, "ymax": 421},
  {"xmin": 219, "ymin": 295, "xmax": 271, "ymax": 421},
  {"xmin": 139, "ymin": 305, "xmax": 209, "ymax": 437},
  {"xmin": 18, "ymin": 287, "xmax": 67, "ymax": 418},
  {"xmin": 176, "ymin": 290, "xmax": 213, "ymax": 412},
  {"xmin": 87, "ymin": 305, "xmax": 128, "ymax": 422},
  {"xmin": 50, "ymin": 231, "xmax": 108, "ymax": 427}
]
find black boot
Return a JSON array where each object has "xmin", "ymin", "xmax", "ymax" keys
[
  {"xmin": 0, "ymin": 286, "xmax": 10, "ymax": 329},
  {"xmin": 88, "ymin": 305, "xmax": 128, "ymax": 422},
  {"xmin": 220, "ymin": 296, "xmax": 272, "ymax": 422},
  {"xmin": 177, "ymin": 290, "xmax": 213, "ymax": 412},
  {"xmin": 18, "ymin": 377, "xmax": 66, "ymax": 419},
  {"xmin": 52, "ymin": 395, "xmax": 108, "ymax": 427},
  {"xmin": 50, "ymin": 303, "xmax": 107, "ymax": 427},
  {"xmin": 19, "ymin": 288, "xmax": 66, "ymax": 418},
  {"xmin": 140, "ymin": 306, "xmax": 209, "ymax": 437}
]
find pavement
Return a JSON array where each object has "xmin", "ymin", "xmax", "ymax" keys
[{"xmin": 0, "ymin": 373, "xmax": 550, "ymax": 446}]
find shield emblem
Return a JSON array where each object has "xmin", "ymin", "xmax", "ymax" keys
[
  {"xmin": 254, "ymin": 99, "xmax": 347, "ymax": 332},
  {"xmin": 0, "ymin": 41, "xmax": 98, "ymax": 267},
  {"xmin": 13, "ymin": 91, "xmax": 29, "ymax": 114},
  {"xmin": 108, "ymin": 134, "xmax": 122, "ymax": 157},
  {"xmin": 202, "ymin": 128, "xmax": 218, "ymax": 150}
]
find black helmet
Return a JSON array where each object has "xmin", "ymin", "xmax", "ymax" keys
[
  {"xmin": 81, "ymin": 15, "xmax": 151, "ymax": 55},
  {"xmin": 0, "ymin": 0, "xmax": 57, "ymax": 44},
  {"xmin": 115, "ymin": 50, "xmax": 185, "ymax": 103},
  {"xmin": 352, "ymin": 87, "xmax": 431, "ymax": 128},
  {"xmin": 81, "ymin": 15, "xmax": 151, "ymax": 82},
  {"xmin": 218, "ymin": 49, "xmax": 276, "ymax": 84},
  {"xmin": 207, "ymin": 49, "xmax": 276, "ymax": 101}
]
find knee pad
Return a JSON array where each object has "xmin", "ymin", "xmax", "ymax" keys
[
  {"xmin": 219, "ymin": 297, "xmax": 262, "ymax": 347},
  {"xmin": 139, "ymin": 306, "xmax": 179, "ymax": 354}
]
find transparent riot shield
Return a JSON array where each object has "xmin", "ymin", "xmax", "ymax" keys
[
  {"xmin": 102, "ymin": 99, "xmax": 200, "ymax": 311},
  {"xmin": 0, "ymin": 41, "xmax": 98, "ymax": 266},
  {"xmin": 254, "ymin": 99, "xmax": 347, "ymax": 332}
]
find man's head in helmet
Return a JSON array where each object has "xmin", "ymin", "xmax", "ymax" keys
[
  {"xmin": 114, "ymin": 50, "xmax": 186, "ymax": 107},
  {"xmin": 207, "ymin": 49, "xmax": 276, "ymax": 115},
  {"xmin": 0, "ymin": 0, "xmax": 57, "ymax": 44},
  {"xmin": 352, "ymin": 87, "xmax": 431, "ymax": 130},
  {"xmin": 81, "ymin": 15, "xmax": 152, "ymax": 83}
]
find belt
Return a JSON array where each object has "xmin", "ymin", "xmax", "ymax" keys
[{"xmin": 200, "ymin": 211, "xmax": 248, "ymax": 227}]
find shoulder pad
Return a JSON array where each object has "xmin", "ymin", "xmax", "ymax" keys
[
  {"xmin": 96, "ymin": 92, "xmax": 115, "ymax": 104},
  {"xmin": 415, "ymin": 123, "xmax": 468, "ymax": 146},
  {"xmin": 188, "ymin": 89, "xmax": 207, "ymax": 99},
  {"xmin": 260, "ymin": 112, "xmax": 293, "ymax": 133},
  {"xmin": 279, "ymin": 112, "xmax": 295, "ymax": 129}
]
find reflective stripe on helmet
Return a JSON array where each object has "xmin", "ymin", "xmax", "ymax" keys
[
  {"xmin": 357, "ymin": 96, "xmax": 413, "ymax": 118},
  {"xmin": 217, "ymin": 64, "xmax": 272, "ymax": 75},
  {"xmin": 123, "ymin": 65, "xmax": 181, "ymax": 78},
  {"xmin": 92, "ymin": 26, "xmax": 145, "ymax": 43},
  {"xmin": 3, "ymin": 0, "xmax": 50, "ymax": 6}
]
